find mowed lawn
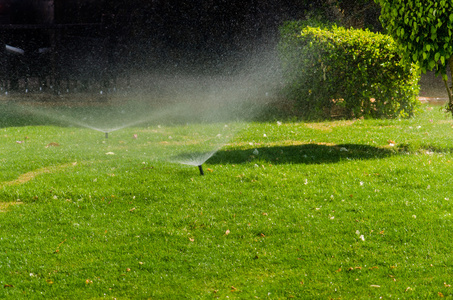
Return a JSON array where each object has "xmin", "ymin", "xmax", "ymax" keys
[{"xmin": 1, "ymin": 104, "xmax": 453, "ymax": 299}]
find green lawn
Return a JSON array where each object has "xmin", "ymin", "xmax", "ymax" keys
[{"xmin": 1, "ymin": 103, "xmax": 453, "ymax": 299}]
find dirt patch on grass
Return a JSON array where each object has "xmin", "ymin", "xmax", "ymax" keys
[
  {"xmin": 305, "ymin": 120, "xmax": 356, "ymax": 132},
  {"xmin": 233, "ymin": 140, "xmax": 337, "ymax": 148},
  {"xmin": 0, "ymin": 201, "xmax": 23, "ymax": 213},
  {"xmin": 0, "ymin": 162, "xmax": 77, "ymax": 188},
  {"xmin": 437, "ymin": 120, "xmax": 453, "ymax": 124},
  {"xmin": 158, "ymin": 140, "xmax": 208, "ymax": 146}
]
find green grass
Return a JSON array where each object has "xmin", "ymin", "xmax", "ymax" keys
[{"xmin": 1, "ymin": 104, "xmax": 453, "ymax": 299}]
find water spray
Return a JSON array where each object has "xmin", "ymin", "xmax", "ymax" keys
[{"xmin": 198, "ymin": 165, "xmax": 204, "ymax": 176}]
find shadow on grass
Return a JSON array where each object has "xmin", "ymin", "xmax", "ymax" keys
[{"xmin": 209, "ymin": 143, "xmax": 393, "ymax": 165}]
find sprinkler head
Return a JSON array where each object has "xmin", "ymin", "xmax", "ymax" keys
[
  {"xmin": 198, "ymin": 165, "xmax": 204, "ymax": 176},
  {"xmin": 105, "ymin": 132, "xmax": 108, "ymax": 139}
]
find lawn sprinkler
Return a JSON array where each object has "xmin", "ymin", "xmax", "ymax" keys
[
  {"xmin": 198, "ymin": 165, "xmax": 204, "ymax": 176},
  {"xmin": 105, "ymin": 132, "xmax": 108, "ymax": 139}
]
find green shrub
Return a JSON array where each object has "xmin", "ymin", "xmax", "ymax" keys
[{"xmin": 279, "ymin": 21, "xmax": 421, "ymax": 119}]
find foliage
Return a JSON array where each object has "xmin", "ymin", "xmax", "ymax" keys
[
  {"xmin": 279, "ymin": 21, "xmax": 420, "ymax": 119},
  {"xmin": 294, "ymin": 0, "xmax": 381, "ymax": 31},
  {"xmin": 375, "ymin": 0, "xmax": 453, "ymax": 111},
  {"xmin": 336, "ymin": 0, "xmax": 382, "ymax": 31}
]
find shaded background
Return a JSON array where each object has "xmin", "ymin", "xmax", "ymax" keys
[
  {"xmin": 0, "ymin": 0, "xmax": 382, "ymax": 78},
  {"xmin": 1, "ymin": 0, "xmax": 447, "ymax": 100}
]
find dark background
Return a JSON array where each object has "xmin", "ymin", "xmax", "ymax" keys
[{"xmin": 0, "ymin": 0, "xmax": 382, "ymax": 85}]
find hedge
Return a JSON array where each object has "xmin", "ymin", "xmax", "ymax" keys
[{"xmin": 278, "ymin": 21, "xmax": 421, "ymax": 119}]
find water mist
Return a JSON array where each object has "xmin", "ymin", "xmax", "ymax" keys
[{"xmin": 12, "ymin": 46, "xmax": 282, "ymax": 176}]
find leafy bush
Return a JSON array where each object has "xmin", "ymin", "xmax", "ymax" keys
[
  {"xmin": 279, "ymin": 21, "xmax": 421, "ymax": 119},
  {"xmin": 375, "ymin": 0, "xmax": 453, "ymax": 113}
]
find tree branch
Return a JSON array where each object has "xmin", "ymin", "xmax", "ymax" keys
[{"xmin": 445, "ymin": 56, "xmax": 453, "ymax": 113}]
